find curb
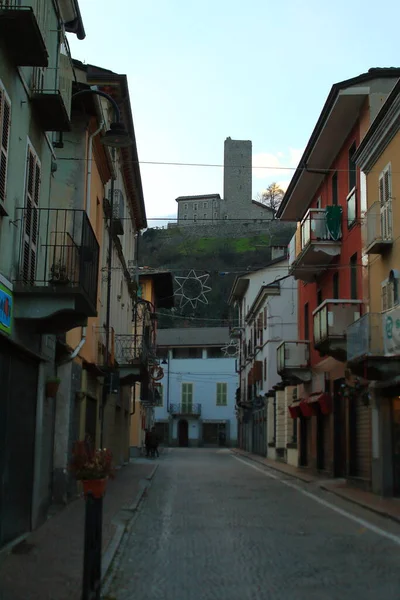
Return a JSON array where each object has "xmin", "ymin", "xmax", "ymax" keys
[
  {"xmin": 231, "ymin": 450, "xmax": 400, "ymax": 526},
  {"xmin": 319, "ymin": 483, "xmax": 400, "ymax": 526},
  {"xmin": 101, "ymin": 463, "xmax": 159, "ymax": 581},
  {"xmin": 230, "ymin": 449, "xmax": 314, "ymax": 483}
]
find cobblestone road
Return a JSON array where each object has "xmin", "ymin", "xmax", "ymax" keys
[{"xmin": 105, "ymin": 449, "xmax": 400, "ymax": 600}]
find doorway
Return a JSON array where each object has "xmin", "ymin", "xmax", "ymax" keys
[
  {"xmin": 316, "ymin": 408, "xmax": 325, "ymax": 470},
  {"xmin": 333, "ymin": 378, "xmax": 347, "ymax": 477},
  {"xmin": 299, "ymin": 416, "xmax": 308, "ymax": 466},
  {"xmin": 178, "ymin": 419, "xmax": 189, "ymax": 447}
]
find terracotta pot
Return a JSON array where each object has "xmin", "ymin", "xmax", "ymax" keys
[
  {"xmin": 82, "ymin": 478, "xmax": 108, "ymax": 499},
  {"xmin": 45, "ymin": 381, "xmax": 60, "ymax": 398}
]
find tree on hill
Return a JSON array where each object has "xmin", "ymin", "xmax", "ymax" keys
[{"xmin": 256, "ymin": 182, "xmax": 285, "ymax": 214}]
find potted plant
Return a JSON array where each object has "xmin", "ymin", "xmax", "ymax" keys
[
  {"xmin": 69, "ymin": 440, "xmax": 115, "ymax": 499},
  {"xmin": 45, "ymin": 376, "xmax": 61, "ymax": 398}
]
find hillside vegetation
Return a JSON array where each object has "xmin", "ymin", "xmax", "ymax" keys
[{"xmin": 139, "ymin": 222, "xmax": 295, "ymax": 328}]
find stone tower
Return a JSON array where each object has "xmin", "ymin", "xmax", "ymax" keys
[{"xmin": 223, "ymin": 138, "xmax": 252, "ymax": 217}]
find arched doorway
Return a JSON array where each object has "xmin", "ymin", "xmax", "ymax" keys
[{"xmin": 178, "ymin": 419, "xmax": 189, "ymax": 447}]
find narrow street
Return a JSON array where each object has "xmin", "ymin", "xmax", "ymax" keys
[{"xmin": 106, "ymin": 449, "xmax": 400, "ymax": 600}]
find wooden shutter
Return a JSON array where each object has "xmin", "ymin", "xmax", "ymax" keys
[
  {"xmin": 380, "ymin": 166, "xmax": 392, "ymax": 240},
  {"xmin": 182, "ymin": 383, "xmax": 193, "ymax": 409},
  {"xmin": 0, "ymin": 85, "xmax": 11, "ymax": 206},
  {"xmin": 217, "ymin": 383, "xmax": 227, "ymax": 405},
  {"xmin": 23, "ymin": 145, "xmax": 40, "ymax": 284}
]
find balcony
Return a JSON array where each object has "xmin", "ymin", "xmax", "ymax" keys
[
  {"xmin": 30, "ymin": 53, "xmax": 73, "ymax": 132},
  {"xmin": 13, "ymin": 208, "xmax": 99, "ymax": 334},
  {"xmin": 103, "ymin": 189, "xmax": 125, "ymax": 236},
  {"xmin": 0, "ymin": 0, "xmax": 48, "ymax": 67},
  {"xmin": 276, "ymin": 341, "xmax": 311, "ymax": 383},
  {"xmin": 114, "ymin": 334, "xmax": 149, "ymax": 384},
  {"xmin": 313, "ymin": 300, "xmax": 362, "ymax": 361},
  {"xmin": 364, "ymin": 201, "xmax": 393, "ymax": 255},
  {"xmin": 289, "ymin": 206, "xmax": 342, "ymax": 282},
  {"xmin": 347, "ymin": 311, "xmax": 400, "ymax": 380},
  {"xmin": 169, "ymin": 403, "xmax": 202, "ymax": 418}
]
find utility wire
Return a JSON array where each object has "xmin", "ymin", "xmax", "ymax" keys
[{"xmin": 56, "ymin": 156, "xmax": 400, "ymax": 175}]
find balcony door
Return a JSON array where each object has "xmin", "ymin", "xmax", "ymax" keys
[{"xmin": 181, "ymin": 383, "xmax": 193, "ymax": 413}]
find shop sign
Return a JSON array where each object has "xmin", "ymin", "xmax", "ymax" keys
[
  {"xmin": 383, "ymin": 307, "xmax": 400, "ymax": 355},
  {"xmin": 0, "ymin": 281, "xmax": 12, "ymax": 336}
]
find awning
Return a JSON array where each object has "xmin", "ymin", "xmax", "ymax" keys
[
  {"xmin": 299, "ymin": 392, "xmax": 332, "ymax": 417},
  {"xmin": 288, "ymin": 401, "xmax": 301, "ymax": 419}
]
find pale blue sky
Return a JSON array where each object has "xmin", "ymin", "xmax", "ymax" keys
[{"xmin": 69, "ymin": 0, "xmax": 400, "ymax": 225}]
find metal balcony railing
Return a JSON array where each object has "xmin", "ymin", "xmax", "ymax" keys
[
  {"xmin": 347, "ymin": 313, "xmax": 384, "ymax": 361},
  {"xmin": 364, "ymin": 200, "xmax": 393, "ymax": 252},
  {"xmin": 300, "ymin": 207, "xmax": 342, "ymax": 250},
  {"xmin": 277, "ymin": 341, "xmax": 310, "ymax": 373},
  {"xmin": 169, "ymin": 403, "xmax": 202, "ymax": 417},
  {"xmin": 114, "ymin": 334, "xmax": 149, "ymax": 365},
  {"xmin": 15, "ymin": 207, "xmax": 99, "ymax": 310},
  {"xmin": 95, "ymin": 326, "xmax": 115, "ymax": 367},
  {"xmin": 313, "ymin": 300, "xmax": 362, "ymax": 346}
]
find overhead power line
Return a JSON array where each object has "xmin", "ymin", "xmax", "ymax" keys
[{"xmin": 56, "ymin": 156, "xmax": 400, "ymax": 175}]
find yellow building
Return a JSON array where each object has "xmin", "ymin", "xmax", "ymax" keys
[
  {"xmin": 52, "ymin": 63, "xmax": 147, "ymax": 502},
  {"xmin": 350, "ymin": 79, "xmax": 400, "ymax": 496},
  {"xmin": 129, "ymin": 270, "xmax": 174, "ymax": 455}
]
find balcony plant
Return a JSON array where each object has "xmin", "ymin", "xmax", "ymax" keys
[
  {"xmin": 69, "ymin": 440, "xmax": 115, "ymax": 499},
  {"xmin": 45, "ymin": 376, "xmax": 61, "ymax": 398}
]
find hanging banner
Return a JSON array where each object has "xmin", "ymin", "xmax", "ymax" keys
[
  {"xmin": 383, "ymin": 307, "xmax": 400, "ymax": 355},
  {"xmin": 0, "ymin": 281, "xmax": 12, "ymax": 336}
]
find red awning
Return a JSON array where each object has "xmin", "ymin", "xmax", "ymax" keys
[
  {"xmin": 288, "ymin": 401, "xmax": 301, "ymax": 419},
  {"xmin": 299, "ymin": 393, "xmax": 332, "ymax": 417}
]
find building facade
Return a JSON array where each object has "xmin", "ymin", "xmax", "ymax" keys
[
  {"xmin": 176, "ymin": 138, "xmax": 274, "ymax": 225},
  {"xmin": 154, "ymin": 328, "xmax": 237, "ymax": 447},
  {"xmin": 228, "ymin": 256, "xmax": 298, "ymax": 464},
  {"xmin": 129, "ymin": 269, "xmax": 174, "ymax": 456},
  {"xmin": 0, "ymin": 0, "xmax": 86, "ymax": 547},
  {"xmin": 277, "ymin": 68, "xmax": 400, "ymax": 486},
  {"xmin": 352, "ymin": 79, "xmax": 400, "ymax": 496}
]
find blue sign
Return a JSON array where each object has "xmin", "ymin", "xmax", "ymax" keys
[{"xmin": 0, "ymin": 282, "xmax": 12, "ymax": 336}]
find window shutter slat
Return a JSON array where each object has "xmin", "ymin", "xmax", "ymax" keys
[
  {"xmin": 0, "ymin": 88, "xmax": 11, "ymax": 204},
  {"xmin": 379, "ymin": 175, "xmax": 385, "ymax": 207}
]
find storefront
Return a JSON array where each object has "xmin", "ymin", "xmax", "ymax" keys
[{"xmin": 0, "ymin": 334, "xmax": 39, "ymax": 547}]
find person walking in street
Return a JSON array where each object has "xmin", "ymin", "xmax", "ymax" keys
[
  {"xmin": 151, "ymin": 426, "xmax": 160, "ymax": 458},
  {"xmin": 144, "ymin": 428, "xmax": 151, "ymax": 458}
]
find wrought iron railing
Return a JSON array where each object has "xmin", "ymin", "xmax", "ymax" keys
[
  {"xmin": 114, "ymin": 334, "xmax": 149, "ymax": 365},
  {"xmin": 15, "ymin": 207, "xmax": 99, "ymax": 310},
  {"xmin": 169, "ymin": 403, "xmax": 202, "ymax": 416}
]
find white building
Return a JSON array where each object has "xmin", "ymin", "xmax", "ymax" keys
[
  {"xmin": 154, "ymin": 328, "xmax": 237, "ymax": 447},
  {"xmin": 228, "ymin": 255, "xmax": 299, "ymax": 464}
]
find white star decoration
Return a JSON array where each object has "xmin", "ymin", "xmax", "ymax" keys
[
  {"xmin": 222, "ymin": 339, "xmax": 239, "ymax": 358},
  {"xmin": 174, "ymin": 270, "xmax": 212, "ymax": 309}
]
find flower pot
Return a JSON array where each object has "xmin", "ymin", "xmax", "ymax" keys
[
  {"xmin": 318, "ymin": 393, "xmax": 332, "ymax": 415},
  {"xmin": 82, "ymin": 478, "xmax": 108, "ymax": 499},
  {"xmin": 45, "ymin": 381, "xmax": 60, "ymax": 398}
]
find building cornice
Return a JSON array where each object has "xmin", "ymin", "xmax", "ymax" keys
[{"xmin": 355, "ymin": 93, "xmax": 400, "ymax": 173}]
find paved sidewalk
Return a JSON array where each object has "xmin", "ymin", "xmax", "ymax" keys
[
  {"xmin": 0, "ymin": 460, "xmax": 157, "ymax": 600},
  {"xmin": 231, "ymin": 448, "xmax": 400, "ymax": 524}
]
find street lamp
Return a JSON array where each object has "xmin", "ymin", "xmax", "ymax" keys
[{"xmin": 72, "ymin": 88, "xmax": 132, "ymax": 148}]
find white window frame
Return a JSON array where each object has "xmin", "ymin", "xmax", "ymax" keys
[
  {"xmin": 216, "ymin": 382, "xmax": 228, "ymax": 406},
  {"xmin": 0, "ymin": 79, "xmax": 11, "ymax": 210},
  {"xmin": 204, "ymin": 202, "xmax": 208, "ymax": 208}
]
